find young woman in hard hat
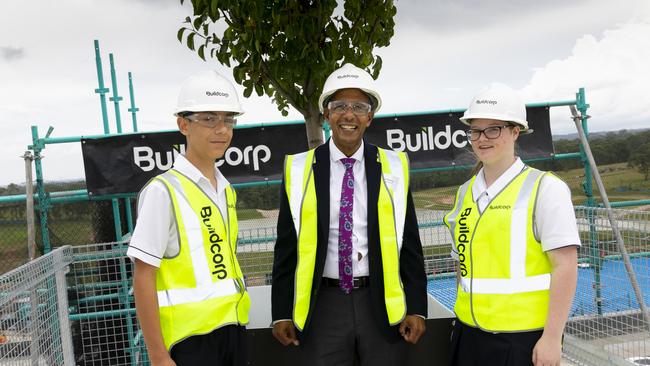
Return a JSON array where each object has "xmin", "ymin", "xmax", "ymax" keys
[{"xmin": 444, "ymin": 84, "xmax": 579, "ymax": 366}]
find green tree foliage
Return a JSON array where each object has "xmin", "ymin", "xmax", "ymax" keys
[
  {"xmin": 629, "ymin": 141, "xmax": 650, "ymax": 180},
  {"xmin": 0, "ymin": 180, "xmax": 93, "ymax": 222},
  {"xmin": 177, "ymin": 0, "xmax": 397, "ymax": 147},
  {"xmin": 534, "ymin": 129, "xmax": 650, "ymax": 171},
  {"xmin": 0, "ymin": 183, "xmax": 23, "ymax": 196}
]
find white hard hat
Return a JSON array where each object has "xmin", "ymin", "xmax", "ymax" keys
[
  {"xmin": 459, "ymin": 84, "xmax": 531, "ymax": 133},
  {"xmin": 174, "ymin": 70, "xmax": 244, "ymax": 116},
  {"xmin": 318, "ymin": 63, "xmax": 382, "ymax": 113}
]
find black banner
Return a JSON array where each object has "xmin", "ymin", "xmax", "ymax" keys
[
  {"xmin": 82, "ymin": 107, "xmax": 552, "ymax": 195},
  {"xmin": 82, "ymin": 123, "xmax": 309, "ymax": 196},
  {"xmin": 365, "ymin": 106, "xmax": 553, "ymax": 170}
]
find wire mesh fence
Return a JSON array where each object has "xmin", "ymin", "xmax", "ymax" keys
[
  {"xmin": 59, "ymin": 210, "xmax": 457, "ymax": 365},
  {"xmin": 64, "ymin": 220, "xmax": 291, "ymax": 365},
  {"xmin": 424, "ymin": 206, "xmax": 650, "ymax": 365},
  {"xmin": 564, "ymin": 207, "xmax": 650, "ymax": 365},
  {"xmin": 0, "ymin": 245, "xmax": 74, "ymax": 365},
  {"xmin": 0, "ymin": 202, "xmax": 31, "ymax": 274},
  {"xmin": 1, "ymin": 165, "xmax": 649, "ymax": 365},
  {"xmin": 67, "ymin": 242, "xmax": 141, "ymax": 366},
  {"xmin": 0, "ymin": 206, "xmax": 648, "ymax": 365},
  {"xmin": 0, "ymin": 199, "xmax": 123, "ymax": 274}
]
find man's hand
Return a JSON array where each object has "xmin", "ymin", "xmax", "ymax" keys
[
  {"xmin": 272, "ymin": 320, "xmax": 299, "ymax": 346},
  {"xmin": 532, "ymin": 334, "xmax": 561, "ymax": 366},
  {"xmin": 399, "ymin": 315, "xmax": 426, "ymax": 344}
]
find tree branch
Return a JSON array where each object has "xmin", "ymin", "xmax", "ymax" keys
[
  {"xmin": 220, "ymin": 9, "xmax": 235, "ymax": 27},
  {"xmin": 366, "ymin": 15, "xmax": 381, "ymax": 51},
  {"xmin": 259, "ymin": 60, "xmax": 306, "ymax": 115}
]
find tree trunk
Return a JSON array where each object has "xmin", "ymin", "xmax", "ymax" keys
[{"xmin": 304, "ymin": 107, "xmax": 325, "ymax": 148}]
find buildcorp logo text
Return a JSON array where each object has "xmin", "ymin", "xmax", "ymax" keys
[
  {"xmin": 133, "ymin": 144, "xmax": 271, "ymax": 172},
  {"xmin": 386, "ymin": 125, "xmax": 468, "ymax": 152},
  {"xmin": 201, "ymin": 205, "xmax": 228, "ymax": 280}
]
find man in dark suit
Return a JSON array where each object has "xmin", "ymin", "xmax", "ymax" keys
[{"xmin": 271, "ymin": 63, "xmax": 427, "ymax": 366}]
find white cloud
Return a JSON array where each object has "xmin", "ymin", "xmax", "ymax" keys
[
  {"xmin": 375, "ymin": 0, "xmax": 650, "ymax": 117},
  {"xmin": 522, "ymin": 19, "xmax": 650, "ymax": 133},
  {"xmin": 1, "ymin": 1, "xmax": 649, "ymax": 186}
]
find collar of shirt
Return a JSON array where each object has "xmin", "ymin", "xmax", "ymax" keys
[
  {"xmin": 472, "ymin": 157, "xmax": 526, "ymax": 201},
  {"xmin": 172, "ymin": 154, "xmax": 230, "ymax": 196},
  {"xmin": 328, "ymin": 138, "xmax": 365, "ymax": 165}
]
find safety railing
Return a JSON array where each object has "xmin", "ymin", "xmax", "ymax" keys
[
  {"xmin": 0, "ymin": 206, "xmax": 648, "ymax": 365},
  {"xmin": 563, "ymin": 207, "xmax": 650, "ymax": 365},
  {"xmin": 0, "ymin": 246, "xmax": 74, "ymax": 365}
]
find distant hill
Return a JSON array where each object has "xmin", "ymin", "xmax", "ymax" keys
[
  {"xmin": 553, "ymin": 128, "xmax": 649, "ymax": 140},
  {"xmin": 0, "ymin": 179, "xmax": 86, "ymax": 197}
]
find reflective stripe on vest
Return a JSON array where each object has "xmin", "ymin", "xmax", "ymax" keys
[
  {"xmin": 153, "ymin": 169, "xmax": 250, "ymax": 350},
  {"xmin": 376, "ymin": 148, "xmax": 408, "ymax": 325},
  {"xmin": 286, "ymin": 147, "xmax": 408, "ymax": 331},
  {"xmin": 157, "ymin": 278, "xmax": 240, "ymax": 307},
  {"xmin": 285, "ymin": 150, "xmax": 318, "ymax": 331},
  {"xmin": 444, "ymin": 167, "xmax": 551, "ymax": 332}
]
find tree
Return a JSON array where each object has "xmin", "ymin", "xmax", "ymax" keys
[
  {"xmin": 629, "ymin": 141, "xmax": 650, "ymax": 180},
  {"xmin": 177, "ymin": 0, "xmax": 397, "ymax": 148}
]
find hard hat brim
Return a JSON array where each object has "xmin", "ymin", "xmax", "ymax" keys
[
  {"xmin": 174, "ymin": 104, "xmax": 244, "ymax": 117},
  {"xmin": 459, "ymin": 112, "xmax": 529, "ymax": 132}
]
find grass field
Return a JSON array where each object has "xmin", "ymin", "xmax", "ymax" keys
[
  {"xmin": 237, "ymin": 208, "xmax": 264, "ymax": 220},
  {"xmin": 559, "ymin": 163, "xmax": 650, "ymax": 204},
  {"xmin": 412, "ymin": 162, "xmax": 650, "ymax": 211},
  {"xmin": 0, "ymin": 220, "xmax": 95, "ymax": 273}
]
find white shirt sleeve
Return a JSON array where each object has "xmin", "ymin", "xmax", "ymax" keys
[
  {"xmin": 126, "ymin": 180, "xmax": 175, "ymax": 267},
  {"xmin": 535, "ymin": 175, "xmax": 581, "ymax": 251}
]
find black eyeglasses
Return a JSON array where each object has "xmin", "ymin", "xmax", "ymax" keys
[{"xmin": 466, "ymin": 125, "xmax": 513, "ymax": 141}]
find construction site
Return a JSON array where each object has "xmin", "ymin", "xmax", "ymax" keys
[{"xmin": 1, "ymin": 7, "xmax": 650, "ymax": 365}]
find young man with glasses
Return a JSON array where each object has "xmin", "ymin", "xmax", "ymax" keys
[
  {"xmin": 271, "ymin": 64, "xmax": 427, "ymax": 365},
  {"xmin": 128, "ymin": 71, "xmax": 250, "ymax": 366},
  {"xmin": 445, "ymin": 84, "xmax": 579, "ymax": 366}
]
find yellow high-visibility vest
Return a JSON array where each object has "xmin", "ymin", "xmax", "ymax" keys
[
  {"xmin": 152, "ymin": 169, "xmax": 250, "ymax": 350},
  {"xmin": 284, "ymin": 147, "xmax": 409, "ymax": 331},
  {"xmin": 444, "ymin": 167, "xmax": 552, "ymax": 332}
]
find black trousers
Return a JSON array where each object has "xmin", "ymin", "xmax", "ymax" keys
[
  {"xmin": 170, "ymin": 325, "xmax": 247, "ymax": 366},
  {"xmin": 300, "ymin": 286, "xmax": 407, "ymax": 366},
  {"xmin": 449, "ymin": 320, "xmax": 543, "ymax": 366}
]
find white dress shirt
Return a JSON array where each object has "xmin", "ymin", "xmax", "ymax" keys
[
  {"xmin": 472, "ymin": 158, "xmax": 580, "ymax": 251},
  {"xmin": 126, "ymin": 154, "xmax": 230, "ymax": 267},
  {"xmin": 323, "ymin": 139, "xmax": 370, "ymax": 279},
  {"xmin": 451, "ymin": 158, "xmax": 580, "ymax": 259}
]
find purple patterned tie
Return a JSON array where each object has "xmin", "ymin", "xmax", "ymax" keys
[{"xmin": 338, "ymin": 157, "xmax": 355, "ymax": 294}]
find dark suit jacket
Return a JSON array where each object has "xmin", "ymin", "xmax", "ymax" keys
[{"xmin": 271, "ymin": 141, "xmax": 427, "ymax": 342}]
